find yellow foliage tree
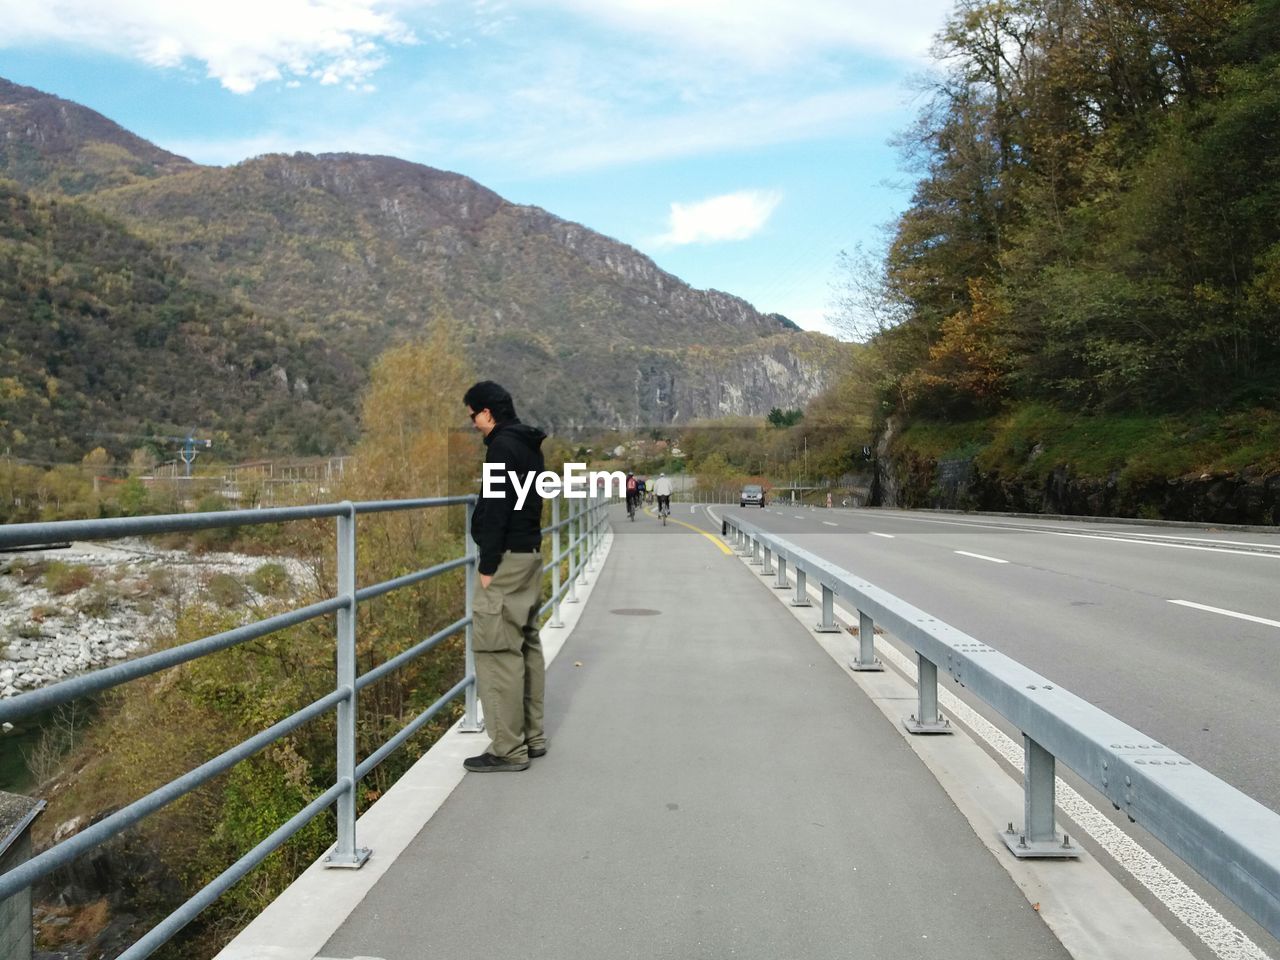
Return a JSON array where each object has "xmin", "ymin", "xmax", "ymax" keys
[{"xmin": 351, "ymin": 317, "xmax": 477, "ymax": 501}]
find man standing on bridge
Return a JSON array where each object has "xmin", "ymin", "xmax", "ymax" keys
[{"xmin": 463, "ymin": 380, "xmax": 549, "ymax": 772}]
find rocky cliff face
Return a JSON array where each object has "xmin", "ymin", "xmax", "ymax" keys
[{"xmin": 876, "ymin": 451, "xmax": 1280, "ymax": 525}]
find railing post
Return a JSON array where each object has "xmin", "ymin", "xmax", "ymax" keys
[
  {"xmin": 748, "ymin": 538, "xmax": 762, "ymax": 565},
  {"xmin": 565, "ymin": 495, "xmax": 579, "ymax": 604},
  {"xmin": 774, "ymin": 555, "xmax": 790, "ymax": 590},
  {"xmin": 586, "ymin": 491, "xmax": 598, "ymax": 572},
  {"xmin": 791, "ymin": 565, "xmax": 811, "ymax": 607},
  {"xmin": 904, "ymin": 653, "xmax": 951, "ymax": 734},
  {"xmin": 576, "ymin": 493, "xmax": 589, "ymax": 586},
  {"xmin": 325, "ymin": 502, "xmax": 369, "ymax": 869},
  {"xmin": 761, "ymin": 545, "xmax": 774, "ymax": 576},
  {"xmin": 850, "ymin": 609, "xmax": 883, "ymax": 672},
  {"xmin": 548, "ymin": 496, "xmax": 564, "ymax": 628},
  {"xmin": 1002, "ymin": 736, "xmax": 1078, "ymax": 858},
  {"xmin": 814, "ymin": 584, "xmax": 841, "ymax": 632},
  {"xmin": 461, "ymin": 500, "xmax": 483, "ymax": 731}
]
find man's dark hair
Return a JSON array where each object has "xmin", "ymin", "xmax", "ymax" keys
[{"xmin": 463, "ymin": 381, "xmax": 517, "ymax": 423}]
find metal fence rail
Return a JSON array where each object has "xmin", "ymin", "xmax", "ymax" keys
[
  {"xmin": 0, "ymin": 492, "xmax": 609, "ymax": 959},
  {"xmin": 723, "ymin": 513, "xmax": 1280, "ymax": 943}
]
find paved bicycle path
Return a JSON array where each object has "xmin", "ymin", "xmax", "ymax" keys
[{"xmin": 314, "ymin": 506, "xmax": 1067, "ymax": 960}]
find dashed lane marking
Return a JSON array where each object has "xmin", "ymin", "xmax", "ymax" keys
[
  {"xmin": 1169, "ymin": 600, "xmax": 1280, "ymax": 630},
  {"xmin": 954, "ymin": 550, "xmax": 1009, "ymax": 564}
]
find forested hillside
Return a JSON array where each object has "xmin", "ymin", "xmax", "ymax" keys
[
  {"xmin": 0, "ymin": 180, "xmax": 358, "ymax": 462},
  {"xmin": 832, "ymin": 0, "xmax": 1280, "ymax": 520}
]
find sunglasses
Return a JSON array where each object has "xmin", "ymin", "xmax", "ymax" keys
[{"xmin": 469, "ymin": 409, "xmax": 488, "ymax": 422}]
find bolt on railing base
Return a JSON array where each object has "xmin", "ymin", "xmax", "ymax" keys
[
  {"xmin": 323, "ymin": 847, "xmax": 372, "ymax": 869},
  {"xmin": 457, "ymin": 719, "xmax": 485, "ymax": 733},
  {"xmin": 849, "ymin": 657, "xmax": 884, "ymax": 672},
  {"xmin": 790, "ymin": 597, "xmax": 812, "ymax": 607},
  {"xmin": 1000, "ymin": 826, "xmax": 1080, "ymax": 860},
  {"xmin": 903, "ymin": 713, "xmax": 953, "ymax": 735},
  {"xmin": 813, "ymin": 622, "xmax": 843, "ymax": 633}
]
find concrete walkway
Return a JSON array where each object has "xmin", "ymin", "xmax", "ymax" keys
[{"xmin": 314, "ymin": 506, "xmax": 1068, "ymax": 960}]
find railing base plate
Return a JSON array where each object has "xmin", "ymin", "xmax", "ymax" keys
[
  {"xmin": 849, "ymin": 658, "xmax": 884, "ymax": 672},
  {"xmin": 814, "ymin": 623, "xmax": 843, "ymax": 633},
  {"xmin": 789, "ymin": 599, "xmax": 812, "ymax": 607},
  {"xmin": 903, "ymin": 716, "xmax": 953, "ymax": 735},
  {"xmin": 323, "ymin": 847, "xmax": 372, "ymax": 869},
  {"xmin": 1000, "ymin": 831, "xmax": 1080, "ymax": 859},
  {"xmin": 773, "ymin": 582, "xmax": 791, "ymax": 590}
]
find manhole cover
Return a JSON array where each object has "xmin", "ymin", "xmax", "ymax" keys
[{"xmin": 610, "ymin": 608, "xmax": 662, "ymax": 616}]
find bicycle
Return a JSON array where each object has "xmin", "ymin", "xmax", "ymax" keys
[{"xmin": 657, "ymin": 495, "xmax": 670, "ymax": 526}]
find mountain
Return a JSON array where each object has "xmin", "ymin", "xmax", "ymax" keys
[
  {"xmin": 1, "ymin": 77, "xmax": 846, "ymax": 448},
  {"xmin": 0, "ymin": 77, "xmax": 194, "ymax": 194},
  {"xmin": 0, "ymin": 180, "xmax": 358, "ymax": 462}
]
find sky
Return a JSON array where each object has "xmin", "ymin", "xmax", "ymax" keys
[{"xmin": 0, "ymin": 0, "xmax": 956, "ymax": 337}]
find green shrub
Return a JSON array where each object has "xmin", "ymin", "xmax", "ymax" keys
[
  {"xmin": 75, "ymin": 583, "xmax": 118, "ymax": 618},
  {"xmin": 43, "ymin": 562, "xmax": 95, "ymax": 595},
  {"xmin": 204, "ymin": 573, "xmax": 246, "ymax": 608},
  {"xmin": 247, "ymin": 563, "xmax": 292, "ymax": 598}
]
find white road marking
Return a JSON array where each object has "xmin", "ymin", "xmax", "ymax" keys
[
  {"xmin": 1169, "ymin": 600, "xmax": 1280, "ymax": 630},
  {"xmin": 821, "ymin": 521, "xmax": 839, "ymax": 527},
  {"xmin": 869, "ymin": 532, "xmax": 895, "ymax": 539},
  {"xmin": 793, "ymin": 515, "xmax": 805, "ymax": 520},
  {"xmin": 954, "ymin": 550, "xmax": 1008, "ymax": 564},
  {"xmin": 1046, "ymin": 530, "xmax": 1280, "ymax": 560},
  {"xmin": 853, "ymin": 512, "xmax": 1280, "ymax": 559}
]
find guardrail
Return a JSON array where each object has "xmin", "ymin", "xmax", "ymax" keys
[
  {"xmin": 0, "ymin": 491, "xmax": 608, "ymax": 959},
  {"xmin": 723, "ymin": 512, "xmax": 1280, "ymax": 943}
]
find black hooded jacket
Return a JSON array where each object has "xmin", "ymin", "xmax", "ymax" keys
[{"xmin": 471, "ymin": 419, "xmax": 547, "ymax": 575}]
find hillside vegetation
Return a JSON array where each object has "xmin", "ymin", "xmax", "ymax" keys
[
  {"xmin": 0, "ymin": 180, "xmax": 357, "ymax": 463},
  {"xmin": 820, "ymin": 0, "xmax": 1280, "ymax": 520}
]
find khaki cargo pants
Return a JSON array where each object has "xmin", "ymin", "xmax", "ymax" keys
[{"xmin": 473, "ymin": 550, "xmax": 546, "ymax": 762}]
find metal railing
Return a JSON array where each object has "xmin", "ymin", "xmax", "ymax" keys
[
  {"xmin": 0, "ymin": 491, "xmax": 609, "ymax": 959},
  {"xmin": 723, "ymin": 512, "xmax": 1280, "ymax": 943}
]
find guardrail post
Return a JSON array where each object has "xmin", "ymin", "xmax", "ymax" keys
[
  {"xmin": 774, "ymin": 555, "xmax": 790, "ymax": 590},
  {"xmin": 1001, "ymin": 736, "xmax": 1078, "ymax": 859},
  {"xmin": 586, "ymin": 493, "xmax": 598, "ymax": 572},
  {"xmin": 325, "ymin": 502, "xmax": 370, "ymax": 869},
  {"xmin": 791, "ymin": 565, "xmax": 811, "ymax": 607},
  {"xmin": 814, "ymin": 584, "xmax": 842, "ymax": 632},
  {"xmin": 565, "ymin": 496, "xmax": 580, "ymax": 604},
  {"xmin": 461, "ymin": 500, "xmax": 484, "ymax": 728},
  {"xmin": 850, "ymin": 609, "xmax": 883, "ymax": 672},
  {"xmin": 576, "ymin": 494, "xmax": 589, "ymax": 586},
  {"xmin": 761, "ymin": 545, "xmax": 774, "ymax": 575},
  {"xmin": 548, "ymin": 497, "xmax": 563, "ymax": 628},
  {"xmin": 748, "ymin": 538, "xmax": 763, "ymax": 566},
  {"xmin": 904, "ymin": 653, "xmax": 952, "ymax": 735}
]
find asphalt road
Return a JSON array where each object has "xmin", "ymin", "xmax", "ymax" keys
[{"xmin": 701, "ymin": 505, "xmax": 1280, "ymax": 817}]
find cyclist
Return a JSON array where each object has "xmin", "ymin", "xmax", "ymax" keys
[
  {"xmin": 625, "ymin": 471, "xmax": 639, "ymax": 520},
  {"xmin": 654, "ymin": 472, "xmax": 673, "ymax": 521},
  {"xmin": 636, "ymin": 476, "xmax": 648, "ymax": 506}
]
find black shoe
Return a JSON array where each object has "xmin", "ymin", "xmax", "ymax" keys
[
  {"xmin": 528, "ymin": 744, "xmax": 548, "ymax": 759},
  {"xmin": 464, "ymin": 752, "xmax": 530, "ymax": 772}
]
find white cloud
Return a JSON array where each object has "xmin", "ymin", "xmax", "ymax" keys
[
  {"xmin": 0, "ymin": 0, "xmax": 415, "ymax": 93},
  {"xmin": 526, "ymin": 0, "xmax": 953, "ymax": 66},
  {"xmin": 656, "ymin": 190, "xmax": 782, "ymax": 246}
]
